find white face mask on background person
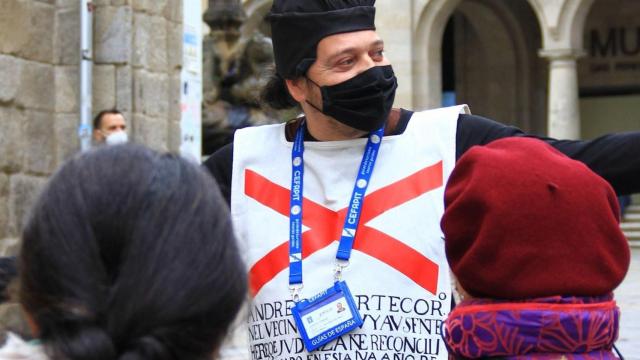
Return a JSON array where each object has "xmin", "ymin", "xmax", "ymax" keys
[{"xmin": 105, "ymin": 131, "xmax": 128, "ymax": 146}]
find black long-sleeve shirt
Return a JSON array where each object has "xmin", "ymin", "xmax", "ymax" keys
[{"xmin": 204, "ymin": 110, "xmax": 640, "ymax": 204}]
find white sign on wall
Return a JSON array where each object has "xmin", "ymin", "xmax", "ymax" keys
[{"xmin": 180, "ymin": 0, "xmax": 203, "ymax": 162}]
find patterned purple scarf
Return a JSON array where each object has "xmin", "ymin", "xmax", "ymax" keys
[{"xmin": 443, "ymin": 295, "xmax": 620, "ymax": 359}]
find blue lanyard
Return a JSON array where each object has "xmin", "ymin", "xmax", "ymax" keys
[{"xmin": 289, "ymin": 122, "xmax": 385, "ymax": 294}]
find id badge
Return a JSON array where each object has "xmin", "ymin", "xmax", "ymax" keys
[{"xmin": 291, "ymin": 281, "xmax": 363, "ymax": 352}]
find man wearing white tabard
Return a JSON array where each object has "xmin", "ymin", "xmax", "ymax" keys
[{"xmin": 204, "ymin": 1, "xmax": 640, "ymax": 358}]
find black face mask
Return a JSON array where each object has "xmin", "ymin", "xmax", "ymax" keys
[{"xmin": 306, "ymin": 65, "xmax": 398, "ymax": 132}]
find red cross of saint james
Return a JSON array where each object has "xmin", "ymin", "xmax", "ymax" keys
[{"xmin": 245, "ymin": 161, "xmax": 444, "ymax": 296}]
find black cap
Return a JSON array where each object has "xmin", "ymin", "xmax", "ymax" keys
[{"xmin": 268, "ymin": 0, "xmax": 376, "ymax": 79}]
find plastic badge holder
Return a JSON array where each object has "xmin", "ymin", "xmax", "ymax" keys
[{"xmin": 291, "ymin": 281, "xmax": 363, "ymax": 352}]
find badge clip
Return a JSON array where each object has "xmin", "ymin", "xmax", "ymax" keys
[
  {"xmin": 333, "ymin": 259, "xmax": 350, "ymax": 281},
  {"xmin": 289, "ymin": 283, "xmax": 303, "ymax": 302}
]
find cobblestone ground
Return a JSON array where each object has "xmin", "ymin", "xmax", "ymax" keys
[{"xmin": 615, "ymin": 246, "xmax": 640, "ymax": 359}]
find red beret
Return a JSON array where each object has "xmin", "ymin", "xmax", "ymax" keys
[{"xmin": 442, "ymin": 137, "xmax": 630, "ymax": 299}]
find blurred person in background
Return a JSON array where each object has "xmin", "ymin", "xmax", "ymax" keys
[
  {"xmin": 92, "ymin": 110, "xmax": 128, "ymax": 146},
  {"xmin": 0, "ymin": 145, "xmax": 246, "ymax": 359}
]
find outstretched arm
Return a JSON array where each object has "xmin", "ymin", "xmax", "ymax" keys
[{"xmin": 456, "ymin": 114, "xmax": 640, "ymax": 195}]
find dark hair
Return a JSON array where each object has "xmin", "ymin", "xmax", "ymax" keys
[
  {"xmin": 93, "ymin": 109, "xmax": 123, "ymax": 130},
  {"xmin": 0, "ymin": 256, "xmax": 17, "ymax": 303},
  {"xmin": 260, "ymin": 72, "xmax": 299, "ymax": 110},
  {"xmin": 20, "ymin": 145, "xmax": 246, "ymax": 360},
  {"xmin": 271, "ymin": 0, "xmax": 376, "ymax": 13}
]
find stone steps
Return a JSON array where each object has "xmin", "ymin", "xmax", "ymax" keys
[
  {"xmin": 621, "ymin": 222, "xmax": 640, "ymax": 230},
  {"xmin": 625, "ymin": 231, "xmax": 640, "ymax": 238},
  {"xmin": 629, "ymin": 240, "xmax": 640, "ymax": 248},
  {"xmin": 622, "ymin": 205, "xmax": 640, "ymax": 243},
  {"xmin": 624, "ymin": 205, "xmax": 640, "ymax": 214}
]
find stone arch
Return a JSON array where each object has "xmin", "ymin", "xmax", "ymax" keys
[
  {"xmin": 564, "ymin": 0, "xmax": 597, "ymax": 50},
  {"xmin": 525, "ymin": 0, "xmax": 596, "ymax": 49},
  {"xmin": 525, "ymin": 0, "xmax": 598, "ymax": 139},
  {"xmin": 413, "ymin": 0, "xmax": 462, "ymax": 110},
  {"xmin": 453, "ymin": 0, "xmax": 539, "ymax": 128},
  {"xmin": 413, "ymin": 0, "xmax": 544, "ymax": 128}
]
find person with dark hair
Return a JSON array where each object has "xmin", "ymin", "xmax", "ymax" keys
[
  {"xmin": 202, "ymin": 0, "xmax": 640, "ymax": 358},
  {"xmin": 92, "ymin": 109, "xmax": 128, "ymax": 145},
  {"xmin": 441, "ymin": 137, "xmax": 629, "ymax": 358},
  {"xmin": 0, "ymin": 145, "xmax": 246, "ymax": 359}
]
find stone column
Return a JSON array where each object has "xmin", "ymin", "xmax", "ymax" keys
[
  {"xmin": 539, "ymin": 49, "xmax": 583, "ymax": 139},
  {"xmin": 92, "ymin": 0, "xmax": 184, "ymax": 152}
]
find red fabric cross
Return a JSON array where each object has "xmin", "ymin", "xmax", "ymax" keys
[{"xmin": 245, "ymin": 161, "xmax": 444, "ymax": 296}]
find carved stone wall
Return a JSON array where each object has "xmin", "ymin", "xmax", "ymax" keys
[
  {"xmin": 0, "ymin": 0, "xmax": 184, "ymax": 259},
  {"xmin": 0, "ymin": 0, "xmax": 184, "ymax": 339}
]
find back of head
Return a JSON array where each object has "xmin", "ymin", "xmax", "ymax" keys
[
  {"xmin": 20, "ymin": 145, "xmax": 246, "ymax": 360},
  {"xmin": 441, "ymin": 137, "xmax": 630, "ymax": 300}
]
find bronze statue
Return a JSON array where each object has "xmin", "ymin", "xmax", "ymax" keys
[{"xmin": 203, "ymin": 0, "xmax": 296, "ymax": 154}]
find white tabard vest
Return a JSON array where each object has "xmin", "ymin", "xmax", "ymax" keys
[{"xmin": 231, "ymin": 105, "xmax": 469, "ymax": 360}]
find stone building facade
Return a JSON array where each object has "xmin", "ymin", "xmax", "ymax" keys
[
  {"xmin": 2, "ymin": 0, "xmax": 638, "ymax": 254},
  {"xmin": 375, "ymin": 0, "xmax": 639, "ymax": 140},
  {"xmin": 0, "ymin": 0, "xmax": 184, "ymax": 255}
]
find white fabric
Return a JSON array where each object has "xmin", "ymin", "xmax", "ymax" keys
[
  {"xmin": 105, "ymin": 131, "xmax": 128, "ymax": 146},
  {"xmin": 231, "ymin": 105, "xmax": 468, "ymax": 359},
  {"xmin": 0, "ymin": 333, "xmax": 47, "ymax": 360}
]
